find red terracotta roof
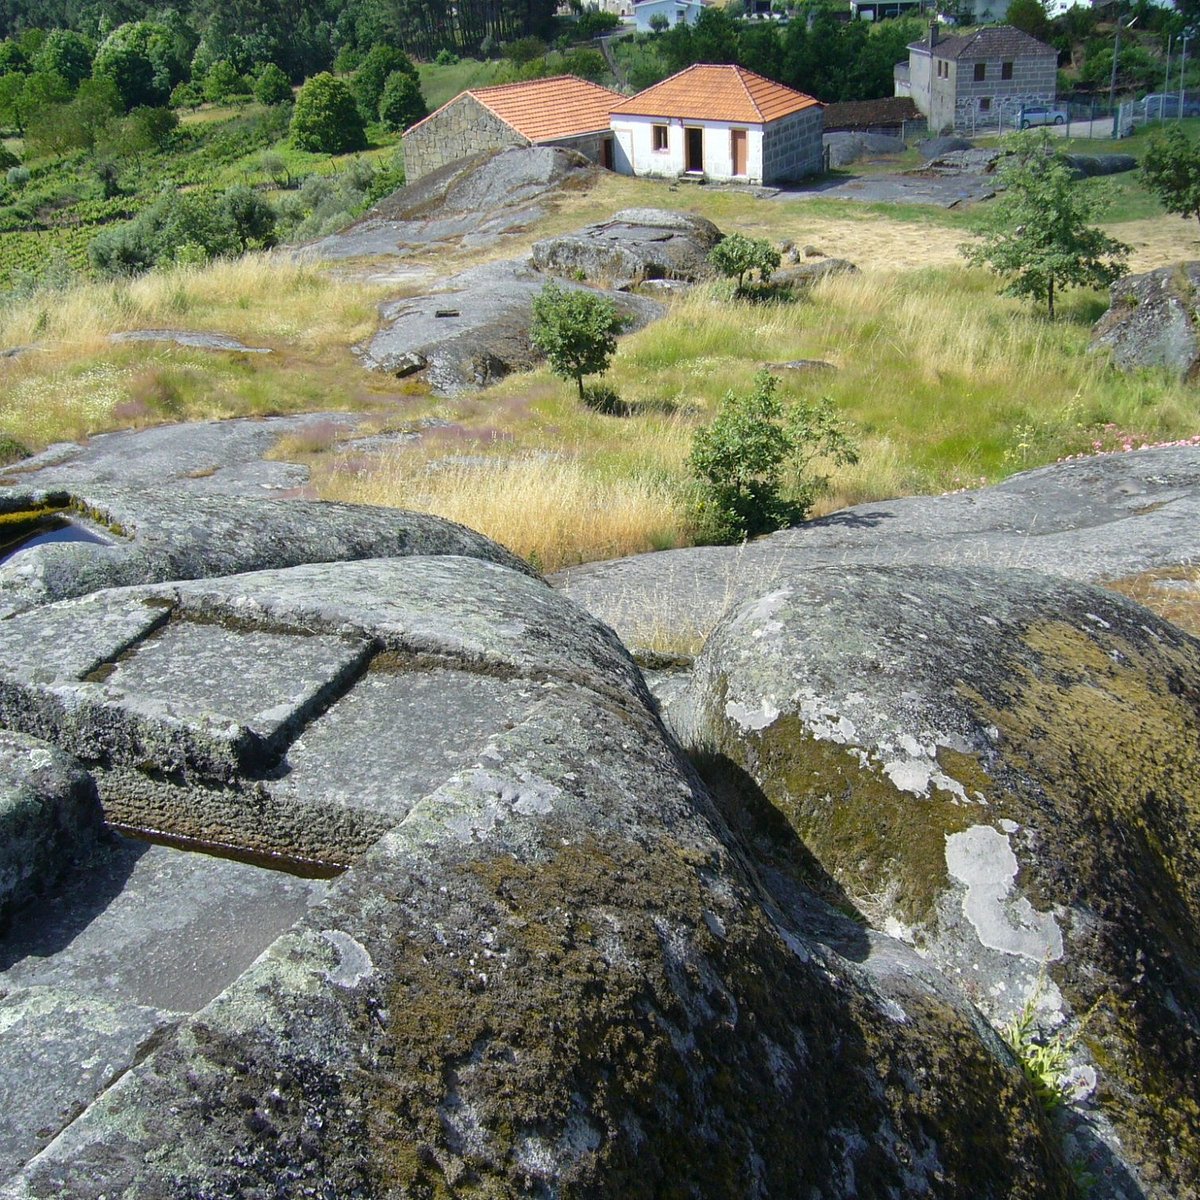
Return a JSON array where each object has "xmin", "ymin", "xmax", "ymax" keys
[
  {"xmin": 408, "ymin": 75, "xmax": 626, "ymax": 143},
  {"xmin": 611, "ymin": 63, "xmax": 821, "ymax": 124}
]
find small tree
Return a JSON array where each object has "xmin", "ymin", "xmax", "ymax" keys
[
  {"xmin": 378, "ymin": 69, "xmax": 427, "ymax": 130},
  {"xmin": 221, "ymin": 184, "xmax": 276, "ymax": 250},
  {"xmin": 709, "ymin": 232, "xmax": 781, "ymax": 293},
  {"xmin": 255, "ymin": 62, "xmax": 293, "ymax": 106},
  {"xmin": 960, "ymin": 130, "xmax": 1128, "ymax": 318},
  {"xmin": 530, "ymin": 282, "xmax": 626, "ymax": 400},
  {"xmin": 1140, "ymin": 126, "xmax": 1200, "ymax": 232},
  {"xmin": 290, "ymin": 72, "xmax": 365, "ymax": 154},
  {"xmin": 689, "ymin": 369, "xmax": 858, "ymax": 543}
]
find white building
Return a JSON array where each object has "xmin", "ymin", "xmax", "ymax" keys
[
  {"xmin": 633, "ymin": 0, "xmax": 705, "ymax": 31},
  {"xmin": 609, "ymin": 63, "xmax": 824, "ymax": 185}
]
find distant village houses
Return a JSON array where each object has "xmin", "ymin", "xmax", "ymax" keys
[{"xmin": 403, "ymin": 65, "xmax": 825, "ymax": 187}]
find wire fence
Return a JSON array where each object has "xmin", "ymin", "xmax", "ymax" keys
[{"xmin": 953, "ymin": 94, "xmax": 1199, "ymax": 139}]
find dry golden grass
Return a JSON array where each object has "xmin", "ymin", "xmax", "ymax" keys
[
  {"xmin": 0, "ymin": 253, "xmax": 388, "ymax": 351},
  {"xmin": 318, "ymin": 449, "xmax": 686, "ymax": 572},
  {"xmin": 1103, "ymin": 567, "xmax": 1200, "ymax": 638}
]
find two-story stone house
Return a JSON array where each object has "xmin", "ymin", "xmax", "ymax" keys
[{"xmin": 897, "ymin": 24, "xmax": 1058, "ymax": 134}]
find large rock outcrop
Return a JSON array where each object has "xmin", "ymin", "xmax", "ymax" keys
[
  {"xmin": 0, "ymin": 555, "xmax": 1073, "ymax": 1197},
  {"xmin": 1091, "ymin": 262, "xmax": 1200, "ymax": 379},
  {"xmin": 358, "ymin": 256, "xmax": 663, "ymax": 393},
  {"xmin": 531, "ymin": 208, "xmax": 723, "ymax": 288},
  {"xmin": 0, "ymin": 484, "xmax": 532, "ymax": 617},
  {"xmin": 674, "ymin": 564, "xmax": 1200, "ymax": 1199}
]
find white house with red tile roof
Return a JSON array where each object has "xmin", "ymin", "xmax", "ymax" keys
[
  {"xmin": 402, "ymin": 76, "xmax": 625, "ymax": 183},
  {"xmin": 609, "ymin": 64, "xmax": 824, "ymax": 185}
]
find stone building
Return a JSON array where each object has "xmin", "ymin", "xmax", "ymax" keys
[
  {"xmin": 897, "ymin": 23, "xmax": 1057, "ymax": 134},
  {"xmin": 609, "ymin": 64, "xmax": 824, "ymax": 186},
  {"xmin": 402, "ymin": 76, "xmax": 625, "ymax": 183}
]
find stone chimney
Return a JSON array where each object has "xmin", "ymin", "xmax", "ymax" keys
[{"xmin": 928, "ymin": 20, "xmax": 939, "ymax": 49}]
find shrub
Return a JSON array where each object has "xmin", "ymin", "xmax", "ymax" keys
[
  {"xmin": 378, "ymin": 69, "xmax": 427, "ymax": 130},
  {"xmin": 221, "ymin": 184, "xmax": 277, "ymax": 250},
  {"xmin": 434, "ymin": 49, "xmax": 459, "ymax": 65},
  {"xmin": 576, "ymin": 9, "xmax": 621, "ymax": 37},
  {"xmin": 6, "ymin": 165, "xmax": 29, "ymax": 187},
  {"xmin": 0, "ymin": 145, "xmax": 18, "ymax": 169},
  {"xmin": 688, "ymin": 369, "xmax": 858, "ymax": 543},
  {"xmin": 170, "ymin": 80, "xmax": 203, "ymax": 109},
  {"xmin": 290, "ymin": 72, "xmax": 365, "ymax": 153},
  {"xmin": 530, "ymin": 282, "xmax": 626, "ymax": 400},
  {"xmin": 709, "ymin": 232, "xmax": 780, "ymax": 293},
  {"xmin": 254, "ymin": 62, "xmax": 293, "ymax": 106},
  {"xmin": 351, "ymin": 45, "xmax": 416, "ymax": 121},
  {"xmin": 203, "ymin": 60, "xmax": 248, "ymax": 103}
]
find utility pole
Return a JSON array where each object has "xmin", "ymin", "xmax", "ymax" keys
[{"xmin": 1181, "ymin": 34, "xmax": 1190, "ymax": 116}]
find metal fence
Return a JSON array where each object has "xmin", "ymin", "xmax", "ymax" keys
[{"xmin": 952, "ymin": 95, "xmax": 1193, "ymax": 139}]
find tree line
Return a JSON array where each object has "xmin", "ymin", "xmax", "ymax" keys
[{"xmin": 0, "ymin": 0, "xmax": 558, "ymax": 80}]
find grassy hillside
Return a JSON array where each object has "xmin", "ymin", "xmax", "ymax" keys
[{"xmin": 2, "ymin": 140, "xmax": 1197, "ymax": 573}]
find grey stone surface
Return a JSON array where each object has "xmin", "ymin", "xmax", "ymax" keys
[
  {"xmin": 1091, "ymin": 261, "xmax": 1200, "ymax": 379},
  {"xmin": 0, "ymin": 479, "xmax": 534, "ymax": 618},
  {"xmin": 108, "ymin": 330, "xmax": 272, "ymax": 353},
  {"xmin": 0, "ymin": 553, "xmax": 1072, "ymax": 1198},
  {"xmin": 0, "ymin": 988, "xmax": 173, "ymax": 1183},
  {"xmin": 1, "ymin": 836, "xmax": 326, "ymax": 1013},
  {"xmin": 305, "ymin": 147, "xmax": 592, "ymax": 262},
  {"xmin": 918, "ymin": 135, "xmax": 974, "ymax": 158},
  {"xmin": 0, "ymin": 732, "xmax": 101, "ymax": 926},
  {"xmin": 676, "ymin": 563, "xmax": 1200, "ymax": 1198},
  {"xmin": 554, "ymin": 445, "xmax": 1200, "ymax": 655},
  {"xmin": 776, "ymin": 257, "xmax": 860, "ymax": 286},
  {"xmin": 359, "ymin": 256, "xmax": 664, "ymax": 394},
  {"xmin": 823, "ymin": 131, "xmax": 907, "ymax": 167},
  {"xmin": 530, "ymin": 208, "xmax": 723, "ymax": 288}
]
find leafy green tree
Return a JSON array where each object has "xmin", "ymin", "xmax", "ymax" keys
[
  {"xmin": 689, "ymin": 369, "xmax": 858, "ymax": 543},
  {"xmin": 1006, "ymin": 0, "xmax": 1052, "ymax": 42},
  {"xmin": 351, "ymin": 44, "xmax": 415, "ymax": 120},
  {"xmin": 960, "ymin": 130, "xmax": 1128, "ymax": 318},
  {"xmin": 530, "ymin": 282, "xmax": 626, "ymax": 400},
  {"xmin": 1140, "ymin": 126, "xmax": 1200, "ymax": 231},
  {"xmin": 575, "ymin": 9, "xmax": 620, "ymax": 38},
  {"xmin": 709, "ymin": 233, "xmax": 781, "ymax": 292},
  {"xmin": 203, "ymin": 60, "xmax": 247, "ymax": 102},
  {"xmin": 378, "ymin": 69, "xmax": 426, "ymax": 129},
  {"xmin": 0, "ymin": 40, "xmax": 28, "ymax": 76},
  {"xmin": 93, "ymin": 21, "xmax": 185, "ymax": 110},
  {"xmin": 290, "ymin": 71, "xmax": 365, "ymax": 153},
  {"xmin": 34, "ymin": 30, "xmax": 93, "ymax": 89},
  {"xmin": 255, "ymin": 62, "xmax": 293, "ymax": 106}
]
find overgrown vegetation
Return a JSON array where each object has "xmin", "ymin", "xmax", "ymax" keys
[{"xmin": 1140, "ymin": 125, "xmax": 1200, "ymax": 230}]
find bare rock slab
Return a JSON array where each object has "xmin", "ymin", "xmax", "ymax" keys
[
  {"xmin": 676, "ymin": 563, "xmax": 1200, "ymax": 1198},
  {"xmin": 1092, "ymin": 261, "xmax": 1200, "ymax": 379},
  {"xmin": 0, "ymin": 554, "xmax": 1073, "ymax": 1198},
  {"xmin": 0, "ymin": 483, "xmax": 533, "ymax": 618},
  {"xmin": 530, "ymin": 207, "xmax": 723, "ymax": 288},
  {"xmin": 359, "ymin": 257, "xmax": 663, "ymax": 393}
]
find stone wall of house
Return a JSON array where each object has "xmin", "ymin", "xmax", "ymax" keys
[
  {"xmin": 932, "ymin": 52, "xmax": 1056, "ymax": 132},
  {"xmin": 402, "ymin": 95, "xmax": 528, "ymax": 183},
  {"xmin": 762, "ymin": 107, "xmax": 824, "ymax": 182}
]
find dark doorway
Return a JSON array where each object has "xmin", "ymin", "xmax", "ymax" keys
[
  {"xmin": 601, "ymin": 137, "xmax": 614, "ymax": 170},
  {"xmin": 685, "ymin": 126, "xmax": 704, "ymax": 173}
]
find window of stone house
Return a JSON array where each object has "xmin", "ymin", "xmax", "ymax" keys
[
  {"xmin": 974, "ymin": 62, "xmax": 986, "ymax": 81},
  {"xmin": 1002, "ymin": 61, "xmax": 1013, "ymax": 80},
  {"xmin": 652, "ymin": 124, "xmax": 668, "ymax": 152},
  {"xmin": 979, "ymin": 97, "xmax": 991, "ymax": 111}
]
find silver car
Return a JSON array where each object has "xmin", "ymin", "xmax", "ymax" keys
[{"xmin": 1019, "ymin": 104, "xmax": 1068, "ymax": 128}]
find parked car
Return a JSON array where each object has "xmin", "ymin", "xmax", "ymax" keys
[
  {"xmin": 1018, "ymin": 104, "xmax": 1068, "ymax": 128},
  {"xmin": 1142, "ymin": 93, "xmax": 1200, "ymax": 119}
]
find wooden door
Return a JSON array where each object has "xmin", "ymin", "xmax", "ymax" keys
[
  {"xmin": 685, "ymin": 127, "xmax": 704, "ymax": 173},
  {"xmin": 731, "ymin": 129, "xmax": 747, "ymax": 176}
]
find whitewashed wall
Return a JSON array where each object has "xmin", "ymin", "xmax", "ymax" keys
[{"xmin": 610, "ymin": 115, "xmax": 765, "ymax": 182}]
